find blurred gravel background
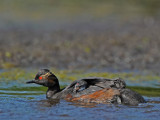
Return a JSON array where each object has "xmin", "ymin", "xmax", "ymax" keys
[{"xmin": 0, "ymin": 0, "xmax": 160, "ymax": 71}]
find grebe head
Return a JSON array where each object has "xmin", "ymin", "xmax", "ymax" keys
[{"xmin": 26, "ymin": 69, "xmax": 59, "ymax": 87}]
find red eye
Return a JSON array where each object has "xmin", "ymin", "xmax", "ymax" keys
[{"xmin": 39, "ymin": 76, "xmax": 43, "ymax": 80}]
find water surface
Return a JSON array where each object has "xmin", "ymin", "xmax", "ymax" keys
[{"xmin": 0, "ymin": 69, "xmax": 160, "ymax": 120}]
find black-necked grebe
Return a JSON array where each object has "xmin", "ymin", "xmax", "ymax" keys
[{"xmin": 26, "ymin": 69, "xmax": 146, "ymax": 105}]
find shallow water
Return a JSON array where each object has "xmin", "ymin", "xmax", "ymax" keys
[{"xmin": 0, "ymin": 70, "xmax": 160, "ymax": 120}]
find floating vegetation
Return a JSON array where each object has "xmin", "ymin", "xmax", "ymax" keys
[
  {"xmin": 128, "ymin": 86, "xmax": 160, "ymax": 97},
  {"xmin": 0, "ymin": 68, "xmax": 158, "ymax": 81},
  {"xmin": 0, "ymin": 68, "xmax": 160, "ymax": 82}
]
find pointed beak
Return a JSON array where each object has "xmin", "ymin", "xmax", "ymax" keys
[{"xmin": 26, "ymin": 79, "xmax": 36, "ymax": 84}]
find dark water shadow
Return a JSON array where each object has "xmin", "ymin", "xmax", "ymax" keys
[
  {"xmin": 68, "ymin": 101, "xmax": 97, "ymax": 108},
  {"xmin": 34, "ymin": 99, "xmax": 60, "ymax": 107}
]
